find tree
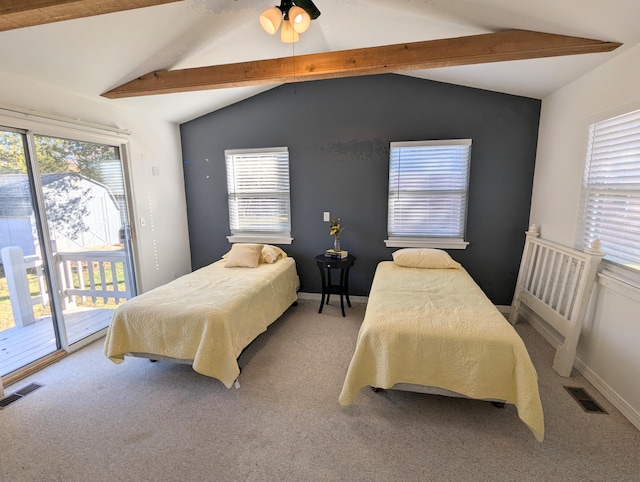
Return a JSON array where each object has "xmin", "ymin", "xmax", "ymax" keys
[
  {"xmin": 0, "ymin": 130, "xmax": 118, "ymax": 179},
  {"xmin": 34, "ymin": 135, "xmax": 117, "ymax": 180},
  {"xmin": 0, "ymin": 130, "xmax": 27, "ymax": 174},
  {"xmin": 1, "ymin": 130, "xmax": 119, "ymax": 243},
  {"xmin": 42, "ymin": 176, "xmax": 94, "ymax": 241}
]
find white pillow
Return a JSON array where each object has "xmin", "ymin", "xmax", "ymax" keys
[
  {"xmin": 392, "ymin": 248, "xmax": 461, "ymax": 269},
  {"xmin": 260, "ymin": 245, "xmax": 287, "ymax": 264},
  {"xmin": 223, "ymin": 244, "xmax": 287, "ymax": 264},
  {"xmin": 224, "ymin": 243, "xmax": 264, "ymax": 268}
]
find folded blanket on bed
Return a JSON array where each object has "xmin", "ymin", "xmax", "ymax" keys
[
  {"xmin": 104, "ymin": 257, "xmax": 298, "ymax": 387},
  {"xmin": 338, "ymin": 261, "xmax": 545, "ymax": 442}
]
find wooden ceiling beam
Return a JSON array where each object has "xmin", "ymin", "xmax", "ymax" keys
[
  {"xmin": 102, "ymin": 29, "xmax": 621, "ymax": 99},
  {"xmin": 0, "ymin": 0, "xmax": 183, "ymax": 31}
]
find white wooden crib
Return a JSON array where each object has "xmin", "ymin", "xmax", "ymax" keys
[{"xmin": 510, "ymin": 225, "xmax": 604, "ymax": 377}]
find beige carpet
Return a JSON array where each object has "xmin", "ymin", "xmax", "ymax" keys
[{"xmin": 1, "ymin": 298, "xmax": 639, "ymax": 481}]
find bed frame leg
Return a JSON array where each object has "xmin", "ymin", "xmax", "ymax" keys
[
  {"xmin": 552, "ymin": 346, "xmax": 576, "ymax": 377},
  {"xmin": 509, "ymin": 300, "xmax": 521, "ymax": 325}
]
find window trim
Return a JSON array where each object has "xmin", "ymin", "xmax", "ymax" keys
[
  {"xmin": 227, "ymin": 234, "xmax": 293, "ymax": 244},
  {"xmin": 384, "ymin": 237, "xmax": 469, "ymax": 249},
  {"xmin": 577, "ymin": 108, "xmax": 640, "ymax": 274},
  {"xmin": 224, "ymin": 147, "xmax": 293, "ymax": 245},
  {"xmin": 385, "ymin": 139, "xmax": 471, "ymax": 249}
]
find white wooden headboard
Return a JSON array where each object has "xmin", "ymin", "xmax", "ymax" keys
[{"xmin": 509, "ymin": 225, "xmax": 604, "ymax": 377}]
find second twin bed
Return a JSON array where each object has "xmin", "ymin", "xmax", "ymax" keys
[{"xmin": 338, "ymin": 248, "xmax": 544, "ymax": 442}]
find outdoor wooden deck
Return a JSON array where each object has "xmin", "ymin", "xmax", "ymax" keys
[{"xmin": 0, "ymin": 308, "xmax": 114, "ymax": 376}]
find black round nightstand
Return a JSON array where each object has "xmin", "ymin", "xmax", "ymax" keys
[{"xmin": 314, "ymin": 254, "xmax": 356, "ymax": 317}]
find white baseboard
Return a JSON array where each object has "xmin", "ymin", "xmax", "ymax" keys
[
  {"xmin": 512, "ymin": 305, "xmax": 640, "ymax": 432},
  {"xmin": 573, "ymin": 357, "xmax": 640, "ymax": 431}
]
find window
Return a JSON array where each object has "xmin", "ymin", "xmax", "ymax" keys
[
  {"xmin": 225, "ymin": 147, "xmax": 292, "ymax": 244},
  {"xmin": 386, "ymin": 139, "xmax": 471, "ymax": 249},
  {"xmin": 578, "ymin": 109, "xmax": 640, "ymax": 271}
]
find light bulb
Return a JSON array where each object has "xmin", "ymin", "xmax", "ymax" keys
[{"xmin": 288, "ymin": 6, "xmax": 311, "ymax": 34}]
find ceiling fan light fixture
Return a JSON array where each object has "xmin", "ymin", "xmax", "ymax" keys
[
  {"xmin": 280, "ymin": 20, "xmax": 299, "ymax": 43},
  {"xmin": 260, "ymin": 0, "xmax": 319, "ymax": 43},
  {"xmin": 259, "ymin": 6, "xmax": 282, "ymax": 35},
  {"xmin": 288, "ymin": 6, "xmax": 311, "ymax": 33}
]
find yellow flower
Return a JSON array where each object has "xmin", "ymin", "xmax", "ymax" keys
[{"xmin": 330, "ymin": 217, "xmax": 345, "ymax": 236}]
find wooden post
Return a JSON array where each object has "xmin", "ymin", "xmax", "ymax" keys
[
  {"xmin": 551, "ymin": 239, "xmax": 604, "ymax": 376},
  {"xmin": 509, "ymin": 224, "xmax": 541, "ymax": 325},
  {"xmin": 1, "ymin": 246, "xmax": 36, "ymax": 327}
]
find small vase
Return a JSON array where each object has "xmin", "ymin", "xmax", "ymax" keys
[{"xmin": 333, "ymin": 235, "xmax": 341, "ymax": 252}]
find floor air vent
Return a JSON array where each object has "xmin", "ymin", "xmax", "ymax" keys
[
  {"xmin": 0, "ymin": 383, "xmax": 43, "ymax": 409},
  {"xmin": 564, "ymin": 386, "xmax": 608, "ymax": 414}
]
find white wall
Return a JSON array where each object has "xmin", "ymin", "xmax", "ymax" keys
[
  {"xmin": 530, "ymin": 43, "xmax": 640, "ymax": 429},
  {"xmin": 0, "ymin": 71, "xmax": 192, "ymax": 293}
]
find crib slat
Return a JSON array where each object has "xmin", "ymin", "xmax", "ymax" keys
[
  {"xmin": 555, "ymin": 255, "xmax": 573, "ymax": 317},
  {"xmin": 566, "ymin": 260, "xmax": 586, "ymax": 321},
  {"xmin": 534, "ymin": 246, "xmax": 550, "ymax": 297},
  {"xmin": 548, "ymin": 253, "xmax": 566, "ymax": 311},
  {"xmin": 524, "ymin": 242, "xmax": 540, "ymax": 292},
  {"xmin": 541, "ymin": 249, "xmax": 558, "ymax": 304},
  {"xmin": 530, "ymin": 245, "xmax": 541, "ymax": 295}
]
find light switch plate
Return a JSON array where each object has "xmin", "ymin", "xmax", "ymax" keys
[{"xmin": 323, "ymin": 212, "xmax": 330, "ymax": 222}]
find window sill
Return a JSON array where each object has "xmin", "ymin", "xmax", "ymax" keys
[
  {"xmin": 384, "ymin": 238, "xmax": 469, "ymax": 249},
  {"xmin": 227, "ymin": 235, "xmax": 293, "ymax": 245}
]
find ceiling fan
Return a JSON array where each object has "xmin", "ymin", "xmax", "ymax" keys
[{"xmin": 259, "ymin": 0, "xmax": 321, "ymax": 43}]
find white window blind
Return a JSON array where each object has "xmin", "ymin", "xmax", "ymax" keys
[
  {"xmin": 580, "ymin": 109, "xmax": 640, "ymax": 270},
  {"xmin": 386, "ymin": 139, "xmax": 471, "ymax": 248},
  {"xmin": 225, "ymin": 147, "xmax": 291, "ymax": 243}
]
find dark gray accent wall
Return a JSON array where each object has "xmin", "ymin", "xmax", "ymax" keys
[{"xmin": 180, "ymin": 74, "xmax": 540, "ymax": 305}]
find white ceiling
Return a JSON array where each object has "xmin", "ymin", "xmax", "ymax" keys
[{"xmin": 2, "ymin": 0, "xmax": 639, "ymax": 124}]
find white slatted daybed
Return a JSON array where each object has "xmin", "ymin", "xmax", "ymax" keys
[{"xmin": 509, "ymin": 225, "xmax": 604, "ymax": 377}]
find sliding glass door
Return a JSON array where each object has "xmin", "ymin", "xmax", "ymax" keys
[
  {"xmin": 0, "ymin": 129, "xmax": 57, "ymax": 372},
  {"xmin": 0, "ymin": 128, "xmax": 136, "ymax": 377}
]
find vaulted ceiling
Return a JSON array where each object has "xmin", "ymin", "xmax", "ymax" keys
[{"xmin": 1, "ymin": 0, "xmax": 639, "ymax": 123}]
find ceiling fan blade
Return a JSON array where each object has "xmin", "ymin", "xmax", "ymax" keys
[{"xmin": 293, "ymin": 0, "xmax": 320, "ymax": 19}]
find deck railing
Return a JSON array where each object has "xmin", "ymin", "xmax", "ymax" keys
[{"xmin": 1, "ymin": 246, "xmax": 132, "ymax": 327}]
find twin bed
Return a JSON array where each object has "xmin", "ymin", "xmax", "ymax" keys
[
  {"xmin": 105, "ymin": 235, "xmax": 603, "ymax": 442},
  {"xmin": 104, "ymin": 243, "xmax": 299, "ymax": 388},
  {"xmin": 338, "ymin": 248, "xmax": 545, "ymax": 441}
]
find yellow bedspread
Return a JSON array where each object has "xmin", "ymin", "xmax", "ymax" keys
[
  {"xmin": 338, "ymin": 261, "xmax": 544, "ymax": 442},
  {"xmin": 104, "ymin": 257, "xmax": 299, "ymax": 387}
]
